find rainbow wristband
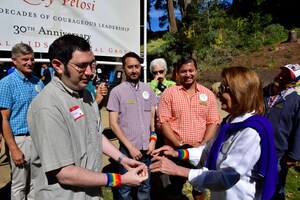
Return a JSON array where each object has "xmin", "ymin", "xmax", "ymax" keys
[
  {"xmin": 176, "ymin": 149, "xmax": 189, "ymax": 160},
  {"xmin": 106, "ymin": 173, "xmax": 121, "ymax": 187},
  {"xmin": 150, "ymin": 132, "xmax": 157, "ymax": 141}
]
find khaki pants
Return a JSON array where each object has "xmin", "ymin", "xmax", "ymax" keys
[{"xmin": 10, "ymin": 136, "xmax": 34, "ymax": 200}]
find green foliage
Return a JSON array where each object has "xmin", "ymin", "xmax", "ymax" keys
[
  {"xmin": 146, "ymin": 1, "xmax": 295, "ymax": 70},
  {"xmin": 263, "ymin": 24, "xmax": 288, "ymax": 44}
]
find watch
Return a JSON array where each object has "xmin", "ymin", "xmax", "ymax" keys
[{"xmin": 117, "ymin": 154, "xmax": 126, "ymax": 165}]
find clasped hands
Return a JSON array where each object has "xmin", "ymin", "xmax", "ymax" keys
[{"xmin": 120, "ymin": 156, "xmax": 149, "ymax": 186}]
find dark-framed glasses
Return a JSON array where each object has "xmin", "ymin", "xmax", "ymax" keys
[
  {"xmin": 68, "ymin": 61, "xmax": 97, "ymax": 73},
  {"xmin": 152, "ymin": 70, "xmax": 165, "ymax": 75},
  {"xmin": 219, "ymin": 84, "xmax": 230, "ymax": 94}
]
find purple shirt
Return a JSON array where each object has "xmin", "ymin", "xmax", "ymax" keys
[{"xmin": 107, "ymin": 81, "xmax": 157, "ymax": 150}]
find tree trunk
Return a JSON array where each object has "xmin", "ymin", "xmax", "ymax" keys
[
  {"xmin": 288, "ymin": 30, "xmax": 297, "ymax": 43},
  {"xmin": 167, "ymin": 0, "xmax": 178, "ymax": 33}
]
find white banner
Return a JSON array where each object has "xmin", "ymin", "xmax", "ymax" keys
[{"xmin": 0, "ymin": 0, "xmax": 140, "ymax": 57}]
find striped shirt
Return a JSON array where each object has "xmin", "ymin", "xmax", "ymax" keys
[
  {"xmin": 158, "ymin": 83, "xmax": 220, "ymax": 145},
  {"xmin": 107, "ymin": 81, "xmax": 157, "ymax": 150},
  {"xmin": 0, "ymin": 70, "xmax": 44, "ymax": 135}
]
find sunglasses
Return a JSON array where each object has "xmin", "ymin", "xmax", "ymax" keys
[
  {"xmin": 219, "ymin": 84, "xmax": 230, "ymax": 94},
  {"xmin": 152, "ymin": 70, "xmax": 165, "ymax": 75}
]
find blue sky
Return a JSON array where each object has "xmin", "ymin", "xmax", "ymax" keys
[
  {"xmin": 148, "ymin": 7, "xmax": 181, "ymax": 32},
  {"xmin": 148, "ymin": 0, "xmax": 233, "ymax": 32}
]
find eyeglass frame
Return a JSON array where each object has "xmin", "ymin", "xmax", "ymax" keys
[
  {"xmin": 152, "ymin": 70, "xmax": 165, "ymax": 75},
  {"xmin": 219, "ymin": 84, "xmax": 230, "ymax": 94},
  {"xmin": 68, "ymin": 61, "xmax": 97, "ymax": 72}
]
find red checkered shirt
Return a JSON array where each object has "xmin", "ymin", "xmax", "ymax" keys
[{"xmin": 158, "ymin": 83, "xmax": 220, "ymax": 145}]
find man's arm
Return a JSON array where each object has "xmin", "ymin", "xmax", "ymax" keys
[
  {"xmin": 0, "ymin": 109, "xmax": 25, "ymax": 167},
  {"xmin": 109, "ymin": 111, "xmax": 142, "ymax": 160},
  {"xmin": 102, "ymin": 135, "xmax": 144, "ymax": 170},
  {"xmin": 198, "ymin": 123, "xmax": 218, "ymax": 146},
  {"xmin": 160, "ymin": 122, "xmax": 182, "ymax": 148},
  {"xmin": 147, "ymin": 106, "xmax": 157, "ymax": 154},
  {"xmin": 54, "ymin": 163, "xmax": 147, "ymax": 187}
]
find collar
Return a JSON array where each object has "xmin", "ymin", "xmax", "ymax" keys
[
  {"xmin": 14, "ymin": 69, "xmax": 32, "ymax": 81},
  {"xmin": 125, "ymin": 80, "xmax": 140, "ymax": 91},
  {"xmin": 229, "ymin": 112, "xmax": 255, "ymax": 123},
  {"xmin": 52, "ymin": 76, "xmax": 83, "ymax": 98},
  {"xmin": 178, "ymin": 82, "xmax": 200, "ymax": 92}
]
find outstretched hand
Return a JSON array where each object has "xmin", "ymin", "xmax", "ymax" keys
[
  {"xmin": 151, "ymin": 145, "xmax": 178, "ymax": 158},
  {"xmin": 149, "ymin": 156, "xmax": 178, "ymax": 176}
]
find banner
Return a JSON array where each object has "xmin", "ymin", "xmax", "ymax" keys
[{"xmin": 0, "ymin": 0, "xmax": 140, "ymax": 57}]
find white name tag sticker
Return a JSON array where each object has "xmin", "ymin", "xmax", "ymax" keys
[{"xmin": 69, "ymin": 105, "xmax": 84, "ymax": 120}]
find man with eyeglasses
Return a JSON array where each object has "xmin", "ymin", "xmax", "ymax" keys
[
  {"xmin": 0, "ymin": 43, "xmax": 44, "ymax": 200},
  {"xmin": 148, "ymin": 58, "xmax": 176, "ymax": 96},
  {"xmin": 27, "ymin": 35, "xmax": 148, "ymax": 200},
  {"xmin": 157, "ymin": 56, "xmax": 220, "ymax": 200},
  {"xmin": 107, "ymin": 52, "xmax": 157, "ymax": 200}
]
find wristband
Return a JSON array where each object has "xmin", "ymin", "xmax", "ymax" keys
[
  {"xmin": 150, "ymin": 131, "xmax": 157, "ymax": 141},
  {"xmin": 106, "ymin": 173, "xmax": 122, "ymax": 187},
  {"xmin": 176, "ymin": 149, "xmax": 189, "ymax": 160},
  {"xmin": 117, "ymin": 154, "xmax": 126, "ymax": 165}
]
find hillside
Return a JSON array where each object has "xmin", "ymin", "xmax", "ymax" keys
[{"xmin": 201, "ymin": 40, "xmax": 300, "ymax": 87}]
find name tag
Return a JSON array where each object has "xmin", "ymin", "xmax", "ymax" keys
[
  {"xmin": 69, "ymin": 105, "xmax": 84, "ymax": 120},
  {"xmin": 274, "ymin": 104, "xmax": 283, "ymax": 109},
  {"xmin": 127, "ymin": 100, "xmax": 136, "ymax": 104}
]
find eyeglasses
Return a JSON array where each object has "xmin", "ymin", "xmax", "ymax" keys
[
  {"xmin": 219, "ymin": 84, "xmax": 230, "ymax": 94},
  {"xmin": 68, "ymin": 61, "xmax": 97, "ymax": 73},
  {"xmin": 152, "ymin": 70, "xmax": 165, "ymax": 75}
]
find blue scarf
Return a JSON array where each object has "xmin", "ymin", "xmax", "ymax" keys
[{"xmin": 205, "ymin": 115, "xmax": 278, "ymax": 200}]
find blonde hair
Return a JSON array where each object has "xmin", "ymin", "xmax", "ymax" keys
[{"xmin": 221, "ymin": 66, "xmax": 265, "ymax": 116}]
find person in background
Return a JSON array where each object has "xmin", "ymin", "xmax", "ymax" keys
[
  {"xmin": 151, "ymin": 66, "xmax": 278, "ymax": 200},
  {"xmin": 157, "ymin": 56, "xmax": 220, "ymax": 200},
  {"xmin": 40, "ymin": 63, "xmax": 52, "ymax": 85},
  {"xmin": 85, "ymin": 63, "xmax": 108, "ymax": 106},
  {"xmin": 107, "ymin": 52, "xmax": 157, "ymax": 200},
  {"xmin": 27, "ymin": 35, "xmax": 148, "ymax": 200},
  {"xmin": 7, "ymin": 66, "xmax": 15, "ymax": 75},
  {"xmin": 0, "ymin": 112, "xmax": 11, "ymax": 200},
  {"xmin": 0, "ymin": 43, "xmax": 44, "ymax": 200},
  {"xmin": 263, "ymin": 64, "xmax": 300, "ymax": 200},
  {"xmin": 148, "ymin": 58, "xmax": 176, "ymax": 97},
  {"xmin": 0, "ymin": 62, "xmax": 10, "ymax": 79},
  {"xmin": 147, "ymin": 58, "xmax": 176, "ymax": 198},
  {"xmin": 171, "ymin": 62, "xmax": 178, "ymax": 82}
]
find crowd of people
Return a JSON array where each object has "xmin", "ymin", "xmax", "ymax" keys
[{"xmin": 0, "ymin": 34, "xmax": 299, "ymax": 200}]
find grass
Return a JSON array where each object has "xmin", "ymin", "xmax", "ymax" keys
[{"xmin": 102, "ymin": 162, "xmax": 300, "ymax": 200}]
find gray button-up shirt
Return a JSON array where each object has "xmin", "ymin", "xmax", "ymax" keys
[{"xmin": 27, "ymin": 77, "xmax": 103, "ymax": 200}]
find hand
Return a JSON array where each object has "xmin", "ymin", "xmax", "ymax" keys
[
  {"xmin": 149, "ymin": 156, "xmax": 178, "ymax": 175},
  {"xmin": 121, "ymin": 157, "xmax": 144, "ymax": 171},
  {"xmin": 96, "ymin": 83, "xmax": 108, "ymax": 96},
  {"xmin": 284, "ymin": 156, "xmax": 297, "ymax": 168},
  {"xmin": 146, "ymin": 140, "xmax": 156, "ymax": 155},
  {"xmin": 11, "ymin": 148, "xmax": 26, "ymax": 168},
  {"xmin": 121, "ymin": 164, "xmax": 149, "ymax": 186},
  {"xmin": 151, "ymin": 145, "xmax": 178, "ymax": 158},
  {"xmin": 157, "ymin": 77, "xmax": 164, "ymax": 83},
  {"xmin": 128, "ymin": 145, "xmax": 143, "ymax": 160}
]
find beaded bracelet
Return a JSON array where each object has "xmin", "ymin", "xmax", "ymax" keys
[
  {"xmin": 150, "ymin": 131, "xmax": 157, "ymax": 141},
  {"xmin": 106, "ymin": 173, "xmax": 122, "ymax": 187},
  {"xmin": 176, "ymin": 149, "xmax": 189, "ymax": 160}
]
